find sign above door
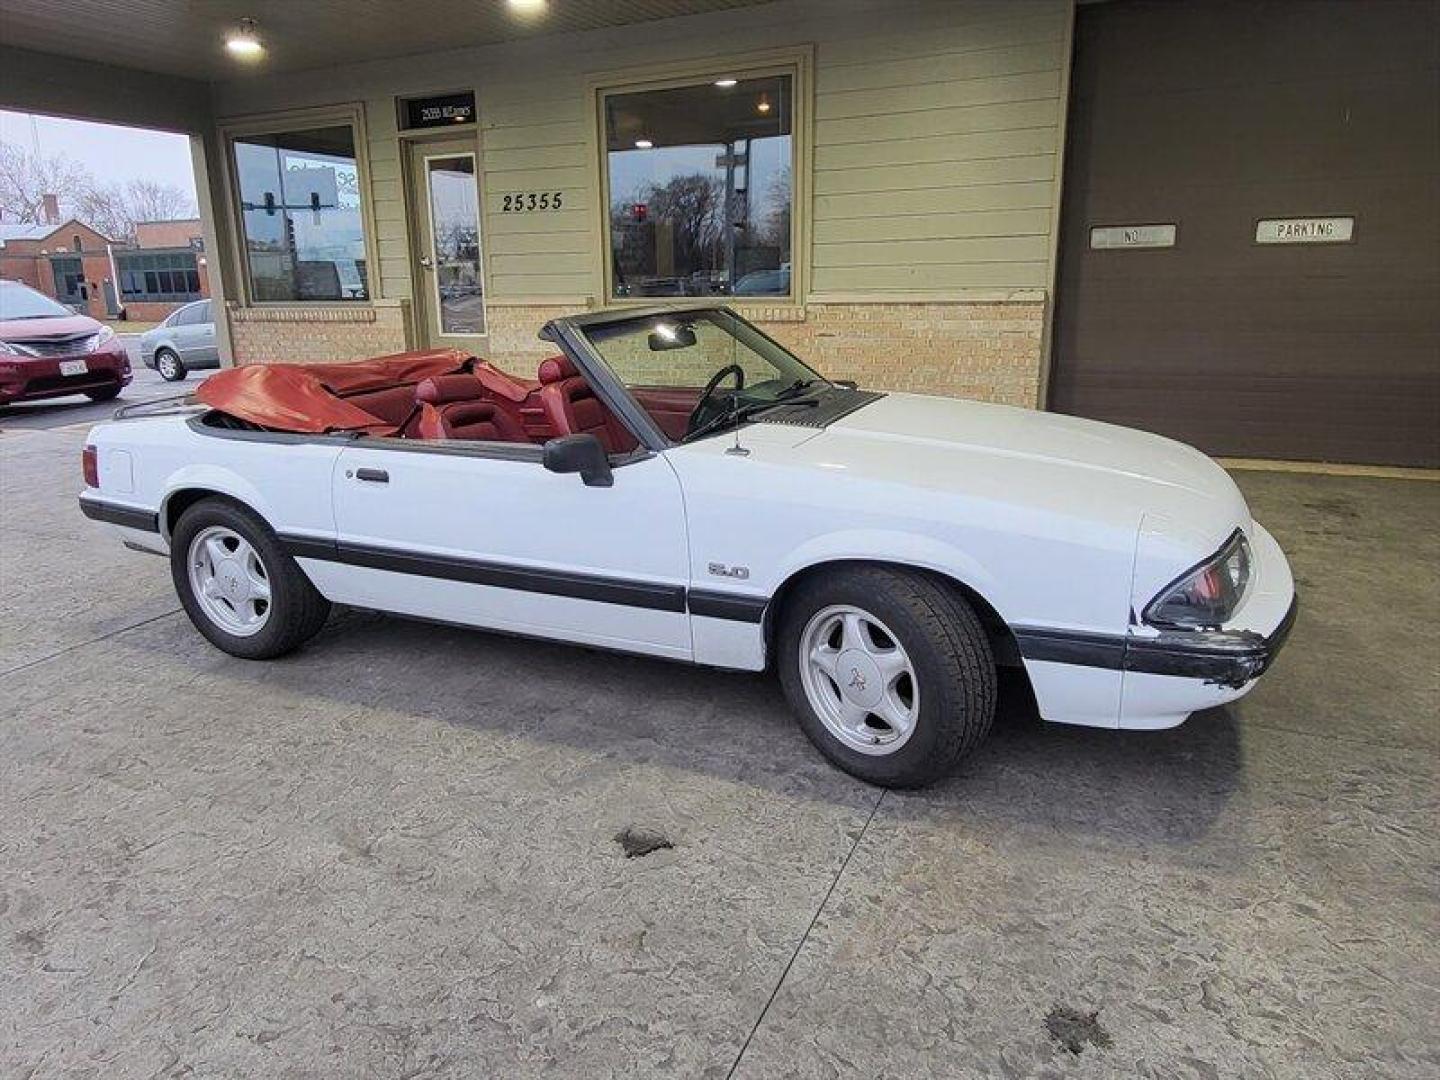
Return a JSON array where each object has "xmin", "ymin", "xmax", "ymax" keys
[{"xmin": 399, "ymin": 91, "xmax": 476, "ymax": 130}]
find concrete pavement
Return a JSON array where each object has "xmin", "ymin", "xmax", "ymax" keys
[{"xmin": 1, "ymin": 413, "xmax": 1436, "ymax": 1077}]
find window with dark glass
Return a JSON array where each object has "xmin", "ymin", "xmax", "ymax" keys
[
  {"xmin": 604, "ymin": 73, "xmax": 793, "ymax": 300},
  {"xmin": 231, "ymin": 125, "xmax": 369, "ymax": 302},
  {"xmin": 116, "ymin": 252, "xmax": 203, "ymax": 302}
]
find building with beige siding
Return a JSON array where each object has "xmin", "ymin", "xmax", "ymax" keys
[
  {"xmin": 2, "ymin": 0, "xmax": 1435, "ymax": 465},
  {"xmin": 206, "ymin": 0, "xmax": 1071, "ymax": 414}
]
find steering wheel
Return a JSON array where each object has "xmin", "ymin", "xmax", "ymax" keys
[{"xmin": 685, "ymin": 363, "xmax": 746, "ymax": 437}]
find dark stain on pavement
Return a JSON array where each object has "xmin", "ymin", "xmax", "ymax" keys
[
  {"xmin": 1302, "ymin": 496, "xmax": 1360, "ymax": 520},
  {"xmin": 615, "ymin": 826, "xmax": 673, "ymax": 859},
  {"xmin": 1044, "ymin": 1005, "xmax": 1113, "ymax": 1054}
]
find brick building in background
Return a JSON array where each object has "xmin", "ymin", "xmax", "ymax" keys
[
  {"xmin": 116, "ymin": 218, "xmax": 211, "ymax": 322},
  {"xmin": 0, "ymin": 212, "xmax": 210, "ymax": 322},
  {"xmin": 0, "ymin": 218, "xmax": 114, "ymax": 318}
]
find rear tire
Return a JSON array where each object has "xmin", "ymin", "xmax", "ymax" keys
[
  {"xmin": 171, "ymin": 498, "xmax": 331, "ymax": 660},
  {"xmin": 155, "ymin": 349, "xmax": 187, "ymax": 381},
  {"xmin": 777, "ymin": 565, "xmax": 996, "ymax": 788}
]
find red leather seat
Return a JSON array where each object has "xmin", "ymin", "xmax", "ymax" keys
[
  {"xmin": 536, "ymin": 355, "xmax": 636, "ymax": 453},
  {"xmin": 341, "ymin": 385, "xmax": 418, "ymax": 429},
  {"xmin": 414, "ymin": 375, "xmax": 527, "ymax": 442}
]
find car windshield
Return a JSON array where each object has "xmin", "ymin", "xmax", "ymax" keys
[
  {"xmin": 579, "ymin": 308, "xmax": 828, "ymax": 443},
  {"xmin": 0, "ymin": 281, "xmax": 73, "ymax": 320}
]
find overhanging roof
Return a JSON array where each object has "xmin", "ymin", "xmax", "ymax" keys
[{"xmin": 0, "ymin": 0, "xmax": 777, "ymax": 82}]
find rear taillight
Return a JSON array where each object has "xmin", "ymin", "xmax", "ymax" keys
[{"xmin": 82, "ymin": 445, "xmax": 99, "ymax": 488}]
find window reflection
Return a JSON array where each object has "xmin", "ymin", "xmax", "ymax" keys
[
  {"xmin": 233, "ymin": 125, "xmax": 369, "ymax": 302},
  {"xmin": 605, "ymin": 74, "xmax": 793, "ymax": 299},
  {"xmin": 426, "ymin": 155, "xmax": 485, "ymax": 335}
]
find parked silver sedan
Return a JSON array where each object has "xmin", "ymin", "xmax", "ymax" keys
[{"xmin": 138, "ymin": 300, "xmax": 219, "ymax": 381}]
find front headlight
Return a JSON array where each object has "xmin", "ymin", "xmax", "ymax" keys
[
  {"xmin": 1143, "ymin": 529, "xmax": 1252, "ymax": 630},
  {"xmin": 92, "ymin": 326, "xmax": 116, "ymax": 350}
]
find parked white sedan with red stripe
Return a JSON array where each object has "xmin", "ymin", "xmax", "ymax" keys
[{"xmin": 79, "ymin": 305, "xmax": 1295, "ymax": 787}]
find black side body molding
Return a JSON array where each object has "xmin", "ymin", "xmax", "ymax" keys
[
  {"xmin": 688, "ymin": 589, "xmax": 767, "ymax": 623},
  {"xmin": 78, "ymin": 496, "xmax": 160, "ymax": 533},
  {"xmin": 280, "ymin": 535, "xmax": 688, "ymax": 614},
  {"xmin": 278, "ymin": 533, "xmax": 775, "ymax": 622}
]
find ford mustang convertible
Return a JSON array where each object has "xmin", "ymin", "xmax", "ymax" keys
[{"xmin": 78, "ymin": 305, "xmax": 1295, "ymax": 787}]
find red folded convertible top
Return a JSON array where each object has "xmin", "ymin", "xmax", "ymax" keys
[{"xmin": 194, "ymin": 348, "xmax": 470, "ymax": 434}]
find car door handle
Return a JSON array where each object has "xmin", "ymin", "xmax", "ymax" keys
[{"xmin": 354, "ymin": 467, "xmax": 389, "ymax": 483}]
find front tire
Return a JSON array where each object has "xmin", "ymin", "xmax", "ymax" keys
[
  {"xmin": 155, "ymin": 349, "xmax": 187, "ymax": 381},
  {"xmin": 777, "ymin": 566, "xmax": 996, "ymax": 788},
  {"xmin": 171, "ymin": 498, "xmax": 331, "ymax": 660}
]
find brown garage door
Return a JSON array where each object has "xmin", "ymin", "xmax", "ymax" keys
[{"xmin": 1050, "ymin": 0, "xmax": 1439, "ymax": 467}]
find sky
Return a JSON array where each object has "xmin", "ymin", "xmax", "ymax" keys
[
  {"xmin": 609, "ymin": 135, "xmax": 789, "ymax": 223},
  {"xmin": 0, "ymin": 110, "xmax": 198, "ymax": 198}
]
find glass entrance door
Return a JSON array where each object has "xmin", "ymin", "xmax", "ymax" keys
[{"xmin": 409, "ymin": 139, "xmax": 487, "ymax": 355}]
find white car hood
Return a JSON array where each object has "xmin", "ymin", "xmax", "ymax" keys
[{"xmin": 781, "ymin": 391, "xmax": 1251, "ymax": 543}]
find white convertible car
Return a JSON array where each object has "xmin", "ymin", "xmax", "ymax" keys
[{"xmin": 79, "ymin": 305, "xmax": 1295, "ymax": 787}]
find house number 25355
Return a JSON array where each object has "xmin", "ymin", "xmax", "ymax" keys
[{"xmin": 500, "ymin": 191, "xmax": 564, "ymax": 212}]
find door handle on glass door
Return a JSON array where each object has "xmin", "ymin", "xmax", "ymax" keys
[{"xmin": 418, "ymin": 254, "xmax": 434, "ymax": 270}]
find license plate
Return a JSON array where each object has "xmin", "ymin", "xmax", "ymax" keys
[{"xmin": 59, "ymin": 359, "xmax": 88, "ymax": 376}]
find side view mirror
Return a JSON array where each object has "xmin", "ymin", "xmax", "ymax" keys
[{"xmin": 543, "ymin": 433, "xmax": 613, "ymax": 487}]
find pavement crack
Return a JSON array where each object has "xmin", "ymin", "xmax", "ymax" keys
[
  {"xmin": 726, "ymin": 788, "xmax": 886, "ymax": 1079},
  {"xmin": 0, "ymin": 607, "xmax": 182, "ymax": 679}
]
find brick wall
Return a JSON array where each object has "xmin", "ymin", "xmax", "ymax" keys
[
  {"xmin": 220, "ymin": 297, "xmax": 1047, "ymax": 405},
  {"xmin": 134, "ymin": 220, "xmax": 203, "ymax": 249},
  {"xmin": 758, "ymin": 301, "xmax": 1047, "ymax": 407},
  {"xmin": 226, "ymin": 300, "xmax": 412, "ymax": 365},
  {"xmin": 483, "ymin": 299, "xmax": 1047, "ymax": 406},
  {"xmin": 485, "ymin": 302, "xmax": 587, "ymax": 372},
  {"xmin": 0, "ymin": 255, "xmax": 45, "ymax": 291}
]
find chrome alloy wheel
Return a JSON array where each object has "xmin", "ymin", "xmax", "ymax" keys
[
  {"xmin": 799, "ymin": 604, "xmax": 920, "ymax": 756},
  {"xmin": 157, "ymin": 352, "xmax": 181, "ymax": 380},
  {"xmin": 187, "ymin": 525, "xmax": 272, "ymax": 637}
]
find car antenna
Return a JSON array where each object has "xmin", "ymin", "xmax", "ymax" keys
[{"xmin": 725, "ymin": 389, "xmax": 750, "ymax": 456}]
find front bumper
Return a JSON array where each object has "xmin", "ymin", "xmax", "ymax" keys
[
  {"xmin": 1126, "ymin": 519, "xmax": 1296, "ymax": 688},
  {"xmin": 1014, "ymin": 521, "xmax": 1297, "ymax": 730},
  {"xmin": 1124, "ymin": 593, "xmax": 1296, "ymax": 689},
  {"xmin": 0, "ymin": 346, "xmax": 132, "ymax": 403},
  {"xmin": 1116, "ymin": 519, "xmax": 1296, "ymax": 728}
]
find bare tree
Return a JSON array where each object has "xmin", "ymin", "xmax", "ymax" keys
[
  {"xmin": 0, "ymin": 142, "xmax": 89, "ymax": 224},
  {"xmin": 76, "ymin": 179, "xmax": 196, "ymax": 242},
  {"xmin": 646, "ymin": 173, "xmax": 724, "ymax": 267},
  {"xmin": 760, "ymin": 166, "xmax": 792, "ymax": 258},
  {"xmin": 0, "ymin": 140, "xmax": 195, "ymax": 242}
]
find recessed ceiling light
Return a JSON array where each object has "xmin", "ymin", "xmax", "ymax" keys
[
  {"xmin": 225, "ymin": 17, "xmax": 264, "ymax": 59},
  {"xmin": 507, "ymin": 0, "xmax": 547, "ymax": 15},
  {"xmin": 634, "ymin": 139, "xmax": 654, "ymax": 149},
  {"xmin": 714, "ymin": 78, "xmax": 738, "ymax": 88}
]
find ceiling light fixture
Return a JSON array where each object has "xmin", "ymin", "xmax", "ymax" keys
[
  {"xmin": 756, "ymin": 94, "xmax": 772, "ymax": 114},
  {"xmin": 634, "ymin": 139, "xmax": 654, "ymax": 149},
  {"xmin": 507, "ymin": 0, "xmax": 547, "ymax": 15},
  {"xmin": 714, "ymin": 78, "xmax": 738, "ymax": 88},
  {"xmin": 225, "ymin": 18, "xmax": 264, "ymax": 58}
]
